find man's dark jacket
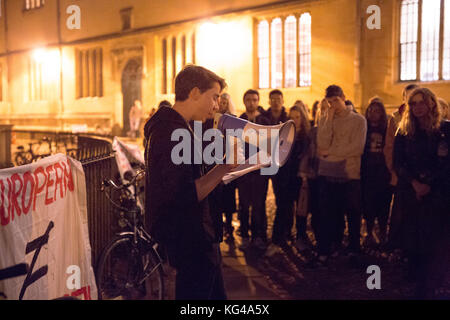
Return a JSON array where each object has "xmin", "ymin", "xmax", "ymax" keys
[{"xmin": 144, "ymin": 107, "xmax": 217, "ymax": 268}]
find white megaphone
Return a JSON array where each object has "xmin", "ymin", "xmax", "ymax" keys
[{"xmin": 213, "ymin": 113, "xmax": 296, "ymax": 181}]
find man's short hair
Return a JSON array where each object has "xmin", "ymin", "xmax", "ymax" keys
[
  {"xmin": 402, "ymin": 84, "xmax": 419, "ymax": 97},
  {"xmin": 325, "ymin": 85, "xmax": 344, "ymax": 98},
  {"xmin": 158, "ymin": 100, "xmax": 172, "ymax": 108},
  {"xmin": 175, "ymin": 65, "xmax": 226, "ymax": 102},
  {"xmin": 269, "ymin": 89, "xmax": 283, "ymax": 98},
  {"xmin": 243, "ymin": 89, "xmax": 260, "ymax": 101}
]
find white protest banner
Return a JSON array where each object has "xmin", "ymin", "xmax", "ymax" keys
[
  {"xmin": 0, "ymin": 154, "xmax": 98, "ymax": 300},
  {"xmin": 112, "ymin": 137, "xmax": 144, "ymax": 179}
]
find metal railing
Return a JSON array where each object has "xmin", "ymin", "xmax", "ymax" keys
[
  {"xmin": 79, "ymin": 144, "xmax": 119, "ymax": 267},
  {"xmin": 5, "ymin": 127, "xmax": 121, "ymax": 270}
]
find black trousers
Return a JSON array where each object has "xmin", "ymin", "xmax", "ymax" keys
[
  {"xmin": 398, "ymin": 186, "xmax": 449, "ymax": 298},
  {"xmin": 238, "ymin": 173, "xmax": 269, "ymax": 240},
  {"xmin": 316, "ymin": 177, "xmax": 362, "ymax": 256},
  {"xmin": 271, "ymin": 176, "xmax": 295, "ymax": 245},
  {"xmin": 175, "ymin": 244, "xmax": 227, "ymax": 300},
  {"xmin": 362, "ymin": 177, "xmax": 393, "ymax": 239}
]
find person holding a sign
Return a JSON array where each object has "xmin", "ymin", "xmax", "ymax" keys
[{"xmin": 144, "ymin": 65, "xmax": 238, "ymax": 300}]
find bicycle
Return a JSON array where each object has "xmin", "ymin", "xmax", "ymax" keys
[
  {"xmin": 14, "ymin": 137, "xmax": 53, "ymax": 165},
  {"xmin": 96, "ymin": 169, "xmax": 165, "ymax": 300}
]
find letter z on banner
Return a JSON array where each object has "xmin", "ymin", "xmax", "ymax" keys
[{"xmin": 0, "ymin": 154, "xmax": 98, "ymax": 300}]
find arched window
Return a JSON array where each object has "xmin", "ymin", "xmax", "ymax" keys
[
  {"xmin": 299, "ymin": 13, "xmax": 311, "ymax": 87},
  {"xmin": 399, "ymin": 0, "xmax": 450, "ymax": 81},
  {"xmin": 443, "ymin": 0, "xmax": 450, "ymax": 79},
  {"xmin": 284, "ymin": 16, "xmax": 297, "ymax": 88},
  {"xmin": 271, "ymin": 18, "xmax": 283, "ymax": 88},
  {"xmin": 258, "ymin": 20, "xmax": 270, "ymax": 89},
  {"xmin": 420, "ymin": 0, "xmax": 441, "ymax": 81},
  {"xmin": 257, "ymin": 13, "xmax": 312, "ymax": 89}
]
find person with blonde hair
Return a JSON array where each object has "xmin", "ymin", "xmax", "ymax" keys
[
  {"xmin": 218, "ymin": 92, "xmax": 235, "ymax": 115},
  {"xmin": 384, "ymin": 84, "xmax": 419, "ymax": 252},
  {"xmin": 394, "ymin": 87, "xmax": 450, "ymax": 299}
]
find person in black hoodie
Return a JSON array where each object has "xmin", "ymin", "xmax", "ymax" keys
[
  {"xmin": 144, "ymin": 65, "xmax": 237, "ymax": 300},
  {"xmin": 236, "ymin": 89, "xmax": 270, "ymax": 250},
  {"xmin": 264, "ymin": 89, "xmax": 291, "ymax": 256}
]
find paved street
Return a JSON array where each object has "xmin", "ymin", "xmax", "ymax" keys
[{"xmin": 163, "ymin": 181, "xmax": 450, "ymax": 300}]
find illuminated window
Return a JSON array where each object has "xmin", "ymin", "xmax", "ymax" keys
[
  {"xmin": 29, "ymin": 58, "xmax": 43, "ymax": 101},
  {"xmin": 284, "ymin": 16, "xmax": 297, "ymax": 88},
  {"xmin": 420, "ymin": 0, "xmax": 441, "ymax": 81},
  {"xmin": 258, "ymin": 21, "xmax": 270, "ymax": 89},
  {"xmin": 399, "ymin": 0, "xmax": 450, "ymax": 81},
  {"xmin": 299, "ymin": 13, "xmax": 311, "ymax": 87},
  {"xmin": 443, "ymin": 0, "xmax": 450, "ymax": 79},
  {"xmin": 76, "ymin": 48, "xmax": 103, "ymax": 98},
  {"xmin": 257, "ymin": 13, "xmax": 312, "ymax": 89},
  {"xmin": 400, "ymin": 0, "xmax": 418, "ymax": 81},
  {"xmin": 25, "ymin": 0, "xmax": 45, "ymax": 10},
  {"xmin": 271, "ymin": 18, "xmax": 283, "ymax": 89}
]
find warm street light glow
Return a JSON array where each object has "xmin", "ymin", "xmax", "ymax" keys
[
  {"xmin": 197, "ymin": 20, "xmax": 251, "ymax": 70},
  {"xmin": 32, "ymin": 48, "xmax": 47, "ymax": 63},
  {"xmin": 32, "ymin": 48, "xmax": 61, "ymax": 82}
]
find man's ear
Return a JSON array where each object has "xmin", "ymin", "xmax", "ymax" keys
[
  {"xmin": 341, "ymin": 94, "xmax": 346, "ymax": 102},
  {"xmin": 189, "ymin": 87, "xmax": 201, "ymax": 101}
]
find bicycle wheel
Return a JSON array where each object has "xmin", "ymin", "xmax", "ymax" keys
[
  {"xmin": 96, "ymin": 235, "xmax": 164, "ymax": 300},
  {"xmin": 15, "ymin": 152, "xmax": 33, "ymax": 165}
]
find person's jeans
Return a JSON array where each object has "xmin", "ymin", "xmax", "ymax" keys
[{"xmin": 316, "ymin": 177, "xmax": 362, "ymax": 256}]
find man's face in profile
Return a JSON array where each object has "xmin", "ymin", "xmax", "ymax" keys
[{"xmin": 193, "ymin": 82, "xmax": 221, "ymax": 122}]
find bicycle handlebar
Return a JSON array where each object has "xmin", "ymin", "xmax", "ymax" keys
[{"xmin": 101, "ymin": 169, "xmax": 144, "ymax": 192}]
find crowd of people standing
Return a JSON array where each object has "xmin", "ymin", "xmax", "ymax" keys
[
  {"xmin": 201, "ymin": 84, "xmax": 449, "ymax": 299},
  {"xmin": 144, "ymin": 67, "xmax": 449, "ymax": 299}
]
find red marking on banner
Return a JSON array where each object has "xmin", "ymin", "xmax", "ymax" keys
[
  {"xmin": 61, "ymin": 160, "xmax": 74, "ymax": 192},
  {"xmin": 33, "ymin": 166, "xmax": 47, "ymax": 212},
  {"xmin": 45, "ymin": 165, "xmax": 55, "ymax": 205},
  {"xmin": 63, "ymin": 285, "xmax": 91, "ymax": 300},
  {"xmin": 7, "ymin": 178, "xmax": 12, "ymax": 224},
  {"xmin": 53, "ymin": 163, "xmax": 64, "ymax": 201},
  {"xmin": 1, "ymin": 158, "xmax": 77, "ymax": 227},
  {"xmin": 11, "ymin": 173, "xmax": 23, "ymax": 220},
  {"xmin": 0, "ymin": 179, "xmax": 8, "ymax": 226},
  {"xmin": 22, "ymin": 171, "xmax": 34, "ymax": 214}
]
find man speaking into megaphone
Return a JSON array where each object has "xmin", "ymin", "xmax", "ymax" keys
[
  {"xmin": 144, "ymin": 65, "xmax": 295, "ymax": 300},
  {"xmin": 144, "ymin": 65, "xmax": 244, "ymax": 300}
]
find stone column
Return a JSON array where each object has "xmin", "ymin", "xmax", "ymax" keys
[{"xmin": 0, "ymin": 124, "xmax": 13, "ymax": 169}]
